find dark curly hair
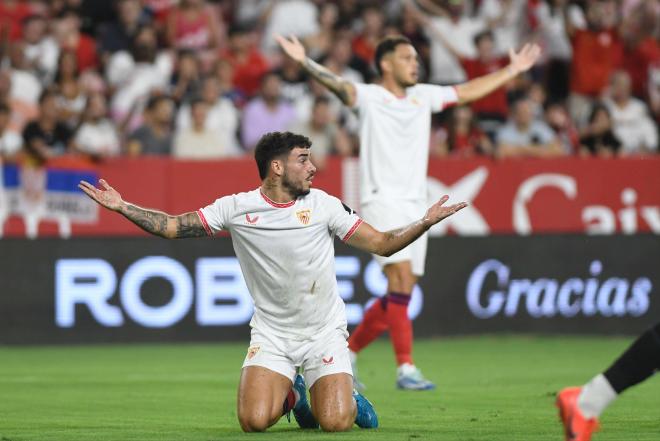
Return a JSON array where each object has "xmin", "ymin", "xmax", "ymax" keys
[{"xmin": 254, "ymin": 131, "xmax": 312, "ymax": 180}]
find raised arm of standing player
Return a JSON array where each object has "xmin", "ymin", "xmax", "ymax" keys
[
  {"xmin": 276, "ymin": 34, "xmax": 357, "ymax": 107},
  {"xmin": 453, "ymin": 43, "xmax": 541, "ymax": 105},
  {"xmin": 346, "ymin": 195, "xmax": 467, "ymax": 257},
  {"xmin": 78, "ymin": 179, "xmax": 208, "ymax": 239}
]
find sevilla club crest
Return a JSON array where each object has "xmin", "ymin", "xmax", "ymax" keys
[{"xmin": 296, "ymin": 209, "xmax": 312, "ymax": 225}]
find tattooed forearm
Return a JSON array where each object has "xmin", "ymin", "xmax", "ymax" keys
[
  {"xmin": 303, "ymin": 58, "xmax": 353, "ymax": 105},
  {"xmin": 120, "ymin": 203, "xmax": 173, "ymax": 238},
  {"xmin": 379, "ymin": 220, "xmax": 429, "ymax": 257},
  {"xmin": 175, "ymin": 212, "xmax": 208, "ymax": 238}
]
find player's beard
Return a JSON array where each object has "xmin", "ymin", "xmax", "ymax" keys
[{"xmin": 282, "ymin": 170, "xmax": 310, "ymax": 198}]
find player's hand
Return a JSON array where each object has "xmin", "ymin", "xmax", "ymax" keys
[
  {"xmin": 423, "ymin": 195, "xmax": 468, "ymax": 226},
  {"xmin": 78, "ymin": 179, "xmax": 124, "ymax": 212},
  {"xmin": 276, "ymin": 34, "xmax": 306, "ymax": 63},
  {"xmin": 508, "ymin": 43, "xmax": 542, "ymax": 75}
]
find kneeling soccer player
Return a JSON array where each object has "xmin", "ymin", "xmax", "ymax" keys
[
  {"xmin": 557, "ymin": 321, "xmax": 660, "ymax": 441},
  {"xmin": 78, "ymin": 131, "xmax": 467, "ymax": 432}
]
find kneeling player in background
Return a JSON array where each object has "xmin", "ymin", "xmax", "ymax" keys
[
  {"xmin": 557, "ymin": 322, "xmax": 660, "ymax": 441},
  {"xmin": 79, "ymin": 131, "xmax": 467, "ymax": 432}
]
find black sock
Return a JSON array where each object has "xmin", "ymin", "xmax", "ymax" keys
[{"xmin": 603, "ymin": 322, "xmax": 660, "ymax": 394}]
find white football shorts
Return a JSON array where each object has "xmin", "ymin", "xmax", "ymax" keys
[
  {"xmin": 242, "ymin": 325, "xmax": 352, "ymax": 387},
  {"xmin": 360, "ymin": 198, "xmax": 428, "ymax": 276}
]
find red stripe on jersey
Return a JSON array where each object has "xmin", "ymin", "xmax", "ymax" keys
[
  {"xmin": 342, "ymin": 219, "xmax": 363, "ymax": 242},
  {"xmin": 260, "ymin": 190, "xmax": 296, "ymax": 208},
  {"xmin": 196, "ymin": 209, "xmax": 213, "ymax": 236}
]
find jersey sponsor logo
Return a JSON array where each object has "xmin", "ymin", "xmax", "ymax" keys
[
  {"xmin": 246, "ymin": 345, "xmax": 260, "ymax": 360},
  {"xmin": 296, "ymin": 209, "xmax": 312, "ymax": 225},
  {"xmin": 322, "ymin": 356, "xmax": 334, "ymax": 365},
  {"xmin": 245, "ymin": 213, "xmax": 259, "ymax": 225},
  {"xmin": 410, "ymin": 97, "xmax": 420, "ymax": 106}
]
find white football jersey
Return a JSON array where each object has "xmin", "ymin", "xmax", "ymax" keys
[
  {"xmin": 198, "ymin": 188, "xmax": 363, "ymax": 339},
  {"xmin": 352, "ymin": 83, "xmax": 458, "ymax": 204}
]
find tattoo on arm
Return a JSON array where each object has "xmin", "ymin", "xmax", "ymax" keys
[
  {"xmin": 303, "ymin": 58, "xmax": 352, "ymax": 105},
  {"xmin": 175, "ymin": 212, "xmax": 208, "ymax": 238},
  {"xmin": 380, "ymin": 220, "xmax": 428, "ymax": 256},
  {"xmin": 121, "ymin": 204, "xmax": 172, "ymax": 238}
]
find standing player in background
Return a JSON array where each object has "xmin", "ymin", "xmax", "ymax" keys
[
  {"xmin": 277, "ymin": 33, "xmax": 540, "ymax": 390},
  {"xmin": 78, "ymin": 131, "xmax": 467, "ymax": 432},
  {"xmin": 557, "ymin": 322, "xmax": 660, "ymax": 441}
]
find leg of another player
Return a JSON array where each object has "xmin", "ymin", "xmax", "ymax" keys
[
  {"xmin": 383, "ymin": 261, "xmax": 435, "ymax": 390},
  {"xmin": 383, "ymin": 261, "xmax": 417, "ymax": 367},
  {"xmin": 237, "ymin": 366, "xmax": 292, "ymax": 432},
  {"xmin": 309, "ymin": 373, "xmax": 356, "ymax": 431},
  {"xmin": 557, "ymin": 322, "xmax": 660, "ymax": 441}
]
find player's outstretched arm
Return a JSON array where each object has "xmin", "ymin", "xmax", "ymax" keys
[
  {"xmin": 78, "ymin": 179, "xmax": 208, "ymax": 239},
  {"xmin": 346, "ymin": 195, "xmax": 467, "ymax": 256},
  {"xmin": 276, "ymin": 34, "xmax": 356, "ymax": 107},
  {"xmin": 454, "ymin": 43, "xmax": 541, "ymax": 105}
]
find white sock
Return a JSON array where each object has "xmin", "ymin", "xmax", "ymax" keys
[
  {"xmin": 577, "ymin": 374, "xmax": 618, "ymax": 419},
  {"xmin": 397, "ymin": 362, "xmax": 416, "ymax": 376}
]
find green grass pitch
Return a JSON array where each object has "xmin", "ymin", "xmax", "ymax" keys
[{"xmin": 1, "ymin": 336, "xmax": 659, "ymax": 441}]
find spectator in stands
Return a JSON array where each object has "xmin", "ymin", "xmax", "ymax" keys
[
  {"xmin": 619, "ymin": 0, "xmax": 660, "ymax": 101},
  {"xmin": 97, "ymin": 0, "xmax": 151, "ymax": 59},
  {"xmin": 173, "ymin": 97, "xmax": 242, "ymax": 159},
  {"xmin": 0, "ymin": 1, "xmax": 37, "ymax": 44},
  {"xmin": 241, "ymin": 72, "xmax": 296, "ymax": 151},
  {"xmin": 21, "ymin": 14, "xmax": 60, "ymax": 86},
  {"xmin": 126, "ymin": 95, "xmax": 174, "ymax": 156},
  {"xmin": 579, "ymin": 104, "xmax": 621, "ymax": 157},
  {"xmin": 431, "ymin": 105, "xmax": 494, "ymax": 158},
  {"xmin": 261, "ymin": 0, "xmax": 319, "ymax": 56},
  {"xmin": 323, "ymin": 35, "xmax": 365, "ymax": 85},
  {"xmin": 5, "ymin": 42, "xmax": 43, "ymax": 133},
  {"xmin": 213, "ymin": 59, "xmax": 245, "ymax": 107},
  {"xmin": 534, "ymin": 0, "xmax": 585, "ymax": 103},
  {"xmin": 0, "ymin": 102, "xmax": 22, "ymax": 161},
  {"xmin": 222, "ymin": 23, "xmax": 270, "ymax": 98},
  {"xmin": 290, "ymin": 96, "xmax": 353, "ymax": 169},
  {"xmin": 22, "ymin": 90, "xmax": 74, "ymax": 164},
  {"xmin": 165, "ymin": 0, "xmax": 223, "ymax": 69},
  {"xmin": 564, "ymin": 0, "xmax": 623, "ymax": 128},
  {"xmin": 73, "ymin": 92, "xmax": 120, "ymax": 160},
  {"xmin": 56, "ymin": 76, "xmax": 87, "ymax": 130},
  {"xmin": 496, "ymin": 97, "xmax": 564, "ymax": 158},
  {"xmin": 351, "ymin": 6, "xmax": 385, "ymax": 66},
  {"xmin": 169, "ymin": 49, "xmax": 201, "ymax": 105},
  {"xmin": 604, "ymin": 70, "xmax": 659, "ymax": 155},
  {"xmin": 273, "ymin": 54, "xmax": 309, "ymax": 104},
  {"xmin": 108, "ymin": 25, "xmax": 173, "ymax": 132},
  {"xmin": 176, "ymin": 75, "xmax": 240, "ymax": 154},
  {"xmin": 54, "ymin": 8, "xmax": 99, "ymax": 73},
  {"xmin": 545, "ymin": 101, "xmax": 579, "ymax": 154},
  {"xmin": 478, "ymin": 0, "xmax": 525, "ymax": 56},
  {"xmin": 303, "ymin": 2, "xmax": 339, "ymax": 60},
  {"xmin": 413, "ymin": 0, "xmax": 510, "ymax": 85}
]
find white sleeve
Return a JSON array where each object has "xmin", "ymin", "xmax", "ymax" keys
[
  {"xmin": 326, "ymin": 194, "xmax": 363, "ymax": 242},
  {"xmin": 352, "ymin": 83, "xmax": 377, "ymax": 111},
  {"xmin": 198, "ymin": 195, "xmax": 235, "ymax": 236},
  {"xmin": 417, "ymin": 84, "xmax": 459, "ymax": 113}
]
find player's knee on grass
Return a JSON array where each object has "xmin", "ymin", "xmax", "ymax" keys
[
  {"xmin": 237, "ymin": 404, "xmax": 280, "ymax": 432},
  {"xmin": 316, "ymin": 407, "xmax": 355, "ymax": 432},
  {"xmin": 238, "ymin": 411, "xmax": 271, "ymax": 432}
]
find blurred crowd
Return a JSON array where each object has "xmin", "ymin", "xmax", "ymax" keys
[{"xmin": 0, "ymin": 0, "xmax": 658, "ymax": 169}]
